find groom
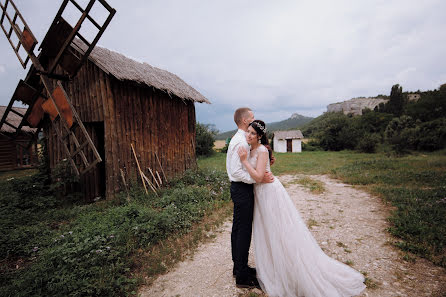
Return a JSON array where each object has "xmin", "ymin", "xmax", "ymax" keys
[{"xmin": 226, "ymin": 107, "xmax": 274, "ymax": 289}]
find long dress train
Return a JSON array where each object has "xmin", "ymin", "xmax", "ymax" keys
[{"xmin": 250, "ymin": 145, "xmax": 366, "ymax": 297}]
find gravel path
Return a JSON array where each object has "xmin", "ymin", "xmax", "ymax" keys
[{"xmin": 139, "ymin": 175, "xmax": 446, "ymax": 297}]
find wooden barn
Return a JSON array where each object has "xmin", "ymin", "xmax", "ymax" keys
[
  {"xmin": 273, "ymin": 130, "xmax": 304, "ymax": 153},
  {"xmin": 41, "ymin": 42, "xmax": 210, "ymax": 200},
  {"xmin": 0, "ymin": 106, "xmax": 38, "ymax": 171}
]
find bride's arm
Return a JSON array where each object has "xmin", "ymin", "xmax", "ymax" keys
[{"xmin": 238, "ymin": 147, "xmax": 269, "ymax": 183}]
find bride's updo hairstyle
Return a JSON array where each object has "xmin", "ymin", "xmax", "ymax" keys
[{"xmin": 249, "ymin": 120, "xmax": 273, "ymax": 161}]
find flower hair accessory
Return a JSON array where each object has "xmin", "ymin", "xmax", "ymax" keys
[{"xmin": 252, "ymin": 121, "xmax": 267, "ymax": 134}]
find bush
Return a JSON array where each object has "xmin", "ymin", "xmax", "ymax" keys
[
  {"xmin": 415, "ymin": 118, "xmax": 446, "ymax": 151},
  {"xmin": 196, "ymin": 122, "xmax": 218, "ymax": 157},
  {"xmin": 357, "ymin": 133, "xmax": 381, "ymax": 153},
  {"xmin": 317, "ymin": 113, "xmax": 362, "ymax": 151},
  {"xmin": 302, "ymin": 140, "xmax": 320, "ymax": 151},
  {"xmin": 384, "ymin": 115, "xmax": 416, "ymax": 155}
]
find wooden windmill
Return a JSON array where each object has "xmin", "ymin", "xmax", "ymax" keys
[{"xmin": 0, "ymin": 0, "xmax": 115, "ymax": 175}]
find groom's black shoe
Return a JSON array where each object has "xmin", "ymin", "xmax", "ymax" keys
[
  {"xmin": 235, "ymin": 275, "xmax": 261, "ymax": 289},
  {"xmin": 233, "ymin": 266, "xmax": 256, "ymax": 277}
]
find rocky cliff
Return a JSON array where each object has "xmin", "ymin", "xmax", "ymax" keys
[{"xmin": 327, "ymin": 97, "xmax": 388, "ymax": 115}]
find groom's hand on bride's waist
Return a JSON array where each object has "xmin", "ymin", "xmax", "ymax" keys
[{"xmin": 262, "ymin": 172, "xmax": 274, "ymax": 183}]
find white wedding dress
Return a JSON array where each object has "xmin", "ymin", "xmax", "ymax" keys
[{"xmin": 249, "ymin": 145, "xmax": 366, "ymax": 297}]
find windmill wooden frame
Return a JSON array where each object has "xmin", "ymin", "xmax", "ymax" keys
[{"xmin": 0, "ymin": 0, "xmax": 115, "ymax": 175}]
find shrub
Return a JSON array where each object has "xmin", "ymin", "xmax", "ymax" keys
[
  {"xmin": 384, "ymin": 115, "xmax": 416, "ymax": 155},
  {"xmin": 196, "ymin": 122, "xmax": 218, "ymax": 156},
  {"xmin": 302, "ymin": 141, "xmax": 320, "ymax": 151},
  {"xmin": 357, "ymin": 133, "xmax": 381, "ymax": 153},
  {"xmin": 317, "ymin": 113, "xmax": 362, "ymax": 151},
  {"xmin": 415, "ymin": 118, "xmax": 446, "ymax": 151}
]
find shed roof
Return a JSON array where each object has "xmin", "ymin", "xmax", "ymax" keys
[
  {"xmin": 274, "ymin": 130, "xmax": 303, "ymax": 140},
  {"xmin": 72, "ymin": 40, "xmax": 210, "ymax": 104},
  {"xmin": 0, "ymin": 106, "xmax": 37, "ymax": 133}
]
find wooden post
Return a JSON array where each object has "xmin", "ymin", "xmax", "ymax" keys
[
  {"xmin": 148, "ymin": 167, "xmax": 160, "ymax": 188},
  {"xmin": 120, "ymin": 168, "xmax": 130, "ymax": 202},
  {"xmin": 156, "ymin": 171, "xmax": 162, "ymax": 186},
  {"xmin": 141, "ymin": 171, "xmax": 158, "ymax": 196},
  {"xmin": 131, "ymin": 143, "xmax": 148, "ymax": 195},
  {"xmin": 155, "ymin": 151, "xmax": 167, "ymax": 182}
]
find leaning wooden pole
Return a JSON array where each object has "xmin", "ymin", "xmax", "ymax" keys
[
  {"xmin": 131, "ymin": 143, "xmax": 148, "ymax": 194},
  {"xmin": 141, "ymin": 172, "xmax": 158, "ymax": 196},
  {"xmin": 156, "ymin": 171, "xmax": 162, "ymax": 186},
  {"xmin": 120, "ymin": 168, "xmax": 130, "ymax": 202},
  {"xmin": 148, "ymin": 167, "xmax": 160, "ymax": 188},
  {"xmin": 155, "ymin": 152, "xmax": 168, "ymax": 182}
]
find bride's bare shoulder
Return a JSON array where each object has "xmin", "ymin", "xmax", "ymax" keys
[{"xmin": 258, "ymin": 145, "xmax": 268, "ymax": 153}]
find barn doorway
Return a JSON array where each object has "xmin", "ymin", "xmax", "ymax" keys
[
  {"xmin": 93, "ymin": 122, "xmax": 105, "ymax": 199},
  {"xmin": 286, "ymin": 139, "xmax": 292, "ymax": 152},
  {"xmin": 81, "ymin": 122, "xmax": 105, "ymax": 201}
]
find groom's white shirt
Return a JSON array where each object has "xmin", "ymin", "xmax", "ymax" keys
[{"xmin": 226, "ymin": 129, "xmax": 255, "ymax": 184}]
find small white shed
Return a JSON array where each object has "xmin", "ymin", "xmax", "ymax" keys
[{"xmin": 273, "ymin": 130, "xmax": 304, "ymax": 153}]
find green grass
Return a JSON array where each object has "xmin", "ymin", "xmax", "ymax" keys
[
  {"xmin": 291, "ymin": 176, "xmax": 325, "ymax": 194},
  {"xmin": 202, "ymin": 150, "xmax": 446, "ymax": 267},
  {"xmin": 197, "ymin": 152, "xmax": 227, "ymax": 172},
  {"xmin": 0, "ymin": 167, "xmax": 231, "ymax": 297},
  {"xmin": 0, "ymin": 168, "xmax": 38, "ymax": 181}
]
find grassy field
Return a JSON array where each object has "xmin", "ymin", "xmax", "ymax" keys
[
  {"xmin": 199, "ymin": 150, "xmax": 446, "ymax": 268},
  {"xmin": 0, "ymin": 167, "xmax": 232, "ymax": 296}
]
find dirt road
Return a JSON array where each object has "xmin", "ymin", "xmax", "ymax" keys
[{"xmin": 139, "ymin": 175, "xmax": 446, "ymax": 297}]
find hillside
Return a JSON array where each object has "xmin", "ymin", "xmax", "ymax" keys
[{"xmin": 215, "ymin": 113, "xmax": 314, "ymax": 140}]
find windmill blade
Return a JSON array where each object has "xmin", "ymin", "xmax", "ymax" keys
[
  {"xmin": 39, "ymin": 0, "xmax": 116, "ymax": 78},
  {"xmin": 0, "ymin": 0, "xmax": 38, "ymax": 68},
  {"xmin": 0, "ymin": 0, "xmax": 116, "ymax": 176}
]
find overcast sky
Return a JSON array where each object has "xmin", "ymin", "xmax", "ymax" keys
[{"xmin": 1, "ymin": 0, "xmax": 445, "ymax": 132}]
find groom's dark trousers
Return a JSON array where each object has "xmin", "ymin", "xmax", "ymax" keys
[{"xmin": 230, "ymin": 181, "xmax": 254, "ymax": 279}]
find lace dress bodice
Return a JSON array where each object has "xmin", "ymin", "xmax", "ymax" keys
[{"xmin": 248, "ymin": 145, "xmax": 270, "ymax": 172}]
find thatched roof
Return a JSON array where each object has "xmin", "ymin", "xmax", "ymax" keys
[
  {"xmin": 72, "ymin": 40, "xmax": 210, "ymax": 104},
  {"xmin": 274, "ymin": 130, "xmax": 303, "ymax": 140},
  {"xmin": 0, "ymin": 106, "xmax": 36, "ymax": 133}
]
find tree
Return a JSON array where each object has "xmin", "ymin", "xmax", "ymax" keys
[
  {"xmin": 405, "ymin": 84, "xmax": 446, "ymax": 122},
  {"xmin": 317, "ymin": 113, "xmax": 361, "ymax": 151},
  {"xmin": 376, "ymin": 84, "xmax": 407, "ymax": 116},
  {"xmin": 195, "ymin": 122, "xmax": 218, "ymax": 157}
]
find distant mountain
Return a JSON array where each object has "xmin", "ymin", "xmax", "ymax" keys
[
  {"xmin": 215, "ymin": 113, "xmax": 314, "ymax": 140},
  {"xmin": 267, "ymin": 113, "xmax": 314, "ymax": 132}
]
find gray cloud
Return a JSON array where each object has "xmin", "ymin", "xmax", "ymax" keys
[{"xmin": 1, "ymin": 0, "xmax": 445, "ymax": 132}]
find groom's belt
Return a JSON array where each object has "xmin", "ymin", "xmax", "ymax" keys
[{"xmin": 230, "ymin": 181, "xmax": 253, "ymax": 186}]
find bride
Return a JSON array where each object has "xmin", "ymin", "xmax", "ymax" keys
[{"xmin": 237, "ymin": 120, "xmax": 366, "ymax": 297}]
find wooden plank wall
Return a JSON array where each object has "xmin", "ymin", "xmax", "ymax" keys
[
  {"xmin": 0, "ymin": 135, "xmax": 15, "ymax": 171},
  {"xmin": 0, "ymin": 134, "xmax": 38, "ymax": 171},
  {"xmin": 60, "ymin": 61, "xmax": 104, "ymax": 123},
  {"xmin": 104, "ymin": 78, "xmax": 197, "ymax": 199}
]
